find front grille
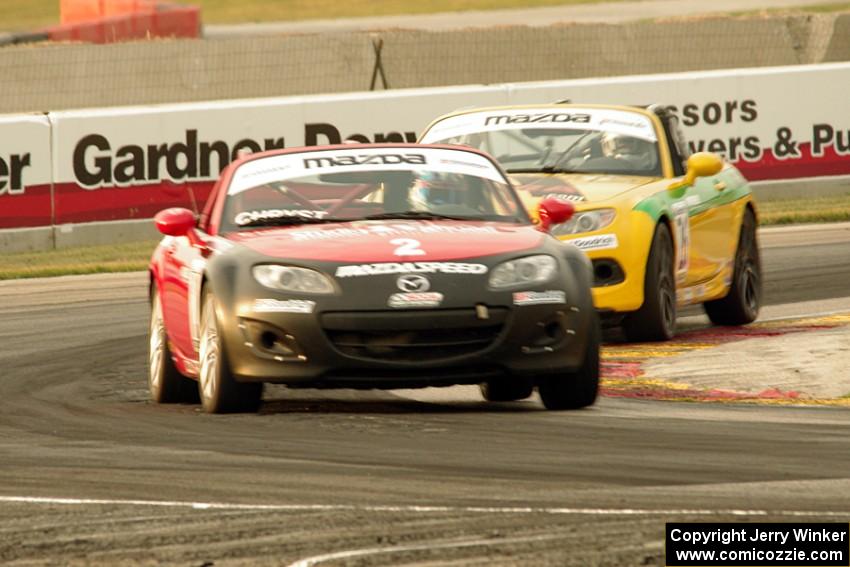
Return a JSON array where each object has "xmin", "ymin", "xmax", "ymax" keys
[{"xmin": 322, "ymin": 308, "xmax": 506, "ymax": 363}]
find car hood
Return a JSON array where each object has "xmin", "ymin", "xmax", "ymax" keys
[
  {"xmin": 509, "ymin": 173, "xmax": 659, "ymax": 207},
  {"xmin": 226, "ymin": 220, "xmax": 545, "ymax": 263}
]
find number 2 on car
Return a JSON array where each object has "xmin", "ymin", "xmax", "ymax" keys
[{"xmin": 391, "ymin": 238, "xmax": 426, "ymax": 256}]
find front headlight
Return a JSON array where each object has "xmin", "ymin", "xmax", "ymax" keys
[
  {"xmin": 253, "ymin": 265, "xmax": 335, "ymax": 294},
  {"xmin": 551, "ymin": 208, "xmax": 616, "ymax": 236},
  {"xmin": 488, "ymin": 255, "xmax": 558, "ymax": 290}
]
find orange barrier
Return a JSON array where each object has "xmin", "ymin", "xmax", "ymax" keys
[
  {"xmin": 61, "ymin": 0, "xmax": 156, "ymax": 24},
  {"xmin": 50, "ymin": 3, "xmax": 200, "ymax": 43}
]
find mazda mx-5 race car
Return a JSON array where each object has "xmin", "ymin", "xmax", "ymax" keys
[
  {"xmin": 420, "ymin": 104, "xmax": 762, "ymax": 341},
  {"xmin": 149, "ymin": 144, "xmax": 599, "ymax": 413}
]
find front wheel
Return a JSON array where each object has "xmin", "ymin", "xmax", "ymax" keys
[
  {"xmin": 198, "ymin": 289, "xmax": 263, "ymax": 414},
  {"xmin": 704, "ymin": 207, "xmax": 761, "ymax": 325},
  {"xmin": 622, "ymin": 222, "xmax": 676, "ymax": 342},
  {"xmin": 537, "ymin": 313, "xmax": 600, "ymax": 410}
]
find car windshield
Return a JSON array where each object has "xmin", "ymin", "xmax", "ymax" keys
[
  {"xmin": 421, "ymin": 107, "xmax": 663, "ymax": 177},
  {"xmin": 221, "ymin": 147, "xmax": 526, "ymax": 231}
]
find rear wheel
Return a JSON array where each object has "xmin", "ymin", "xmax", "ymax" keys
[
  {"xmin": 537, "ymin": 313, "xmax": 600, "ymax": 410},
  {"xmin": 198, "ymin": 289, "xmax": 263, "ymax": 414},
  {"xmin": 704, "ymin": 207, "xmax": 761, "ymax": 325},
  {"xmin": 149, "ymin": 288, "xmax": 198, "ymax": 404},
  {"xmin": 622, "ymin": 222, "xmax": 676, "ymax": 342},
  {"xmin": 480, "ymin": 378, "xmax": 534, "ymax": 402}
]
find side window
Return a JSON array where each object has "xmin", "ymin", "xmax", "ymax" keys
[
  {"xmin": 649, "ymin": 105, "xmax": 689, "ymax": 177},
  {"xmin": 485, "ymin": 179, "xmax": 519, "ymax": 216},
  {"xmin": 664, "ymin": 114, "xmax": 690, "ymax": 177}
]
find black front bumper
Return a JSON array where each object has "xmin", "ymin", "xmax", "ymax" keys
[
  {"xmin": 221, "ymin": 299, "xmax": 592, "ymax": 388},
  {"xmin": 207, "ymin": 240, "xmax": 596, "ymax": 388}
]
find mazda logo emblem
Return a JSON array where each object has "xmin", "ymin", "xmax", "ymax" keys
[{"xmin": 397, "ymin": 274, "xmax": 430, "ymax": 292}]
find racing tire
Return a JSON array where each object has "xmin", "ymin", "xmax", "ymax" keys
[
  {"xmin": 703, "ymin": 207, "xmax": 762, "ymax": 326},
  {"xmin": 622, "ymin": 222, "xmax": 676, "ymax": 342},
  {"xmin": 480, "ymin": 378, "xmax": 534, "ymax": 402},
  {"xmin": 198, "ymin": 289, "xmax": 263, "ymax": 414},
  {"xmin": 149, "ymin": 288, "xmax": 199, "ymax": 404},
  {"xmin": 537, "ymin": 313, "xmax": 600, "ymax": 410}
]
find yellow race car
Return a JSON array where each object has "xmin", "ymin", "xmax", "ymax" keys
[{"xmin": 419, "ymin": 104, "xmax": 761, "ymax": 341}]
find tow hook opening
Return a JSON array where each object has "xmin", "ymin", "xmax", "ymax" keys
[
  {"xmin": 239, "ymin": 319, "xmax": 306, "ymax": 362},
  {"xmin": 522, "ymin": 311, "xmax": 573, "ymax": 354}
]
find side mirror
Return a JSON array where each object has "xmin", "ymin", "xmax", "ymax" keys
[
  {"xmin": 154, "ymin": 207, "xmax": 196, "ymax": 237},
  {"xmin": 673, "ymin": 152, "xmax": 724, "ymax": 190},
  {"xmin": 537, "ymin": 196, "xmax": 575, "ymax": 232}
]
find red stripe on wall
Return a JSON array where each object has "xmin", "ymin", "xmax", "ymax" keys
[
  {"xmin": 733, "ymin": 143, "xmax": 850, "ymax": 181},
  {"xmin": 52, "ymin": 180, "xmax": 215, "ymax": 224},
  {"xmin": 0, "ymin": 184, "xmax": 52, "ymax": 229},
  {"xmin": 4, "ymin": 144, "xmax": 847, "ymax": 230}
]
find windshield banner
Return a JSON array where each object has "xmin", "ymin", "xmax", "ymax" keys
[
  {"xmin": 229, "ymin": 147, "xmax": 505, "ymax": 194},
  {"xmin": 422, "ymin": 107, "xmax": 658, "ymax": 143}
]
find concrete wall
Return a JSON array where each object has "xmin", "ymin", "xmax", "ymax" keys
[
  {"xmin": 1, "ymin": 13, "xmax": 848, "ymax": 253},
  {"xmin": 0, "ymin": 13, "xmax": 848, "ymax": 114},
  {"xmin": 0, "ymin": 220, "xmax": 160, "ymax": 254},
  {"xmin": 380, "ymin": 17, "xmax": 803, "ymax": 87},
  {"xmin": 0, "ymin": 35, "xmax": 375, "ymax": 113}
]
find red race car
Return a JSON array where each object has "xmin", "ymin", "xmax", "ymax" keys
[{"xmin": 149, "ymin": 144, "xmax": 599, "ymax": 413}]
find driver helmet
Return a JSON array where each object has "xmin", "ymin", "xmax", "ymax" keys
[
  {"xmin": 601, "ymin": 133, "xmax": 639, "ymax": 155},
  {"xmin": 411, "ymin": 171, "xmax": 457, "ymax": 208},
  {"xmin": 601, "ymin": 133, "xmax": 654, "ymax": 167}
]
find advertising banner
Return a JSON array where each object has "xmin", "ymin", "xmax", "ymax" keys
[
  {"xmin": 507, "ymin": 62, "xmax": 850, "ymax": 182},
  {"xmin": 0, "ymin": 115, "xmax": 52, "ymax": 229},
  {"xmin": 21, "ymin": 62, "xmax": 850, "ymax": 227},
  {"xmin": 49, "ymin": 88, "xmax": 510, "ymax": 224}
]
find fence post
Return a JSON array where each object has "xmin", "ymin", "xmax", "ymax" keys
[{"xmin": 369, "ymin": 35, "xmax": 389, "ymax": 90}]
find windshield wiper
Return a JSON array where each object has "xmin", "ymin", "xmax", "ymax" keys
[
  {"xmin": 506, "ymin": 166, "xmax": 579, "ymax": 174},
  {"xmin": 363, "ymin": 211, "xmax": 473, "ymax": 221},
  {"xmin": 542, "ymin": 131, "xmax": 594, "ymax": 172},
  {"xmin": 237, "ymin": 216, "xmax": 337, "ymax": 229}
]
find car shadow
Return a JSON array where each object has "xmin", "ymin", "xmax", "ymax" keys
[{"xmin": 255, "ymin": 387, "xmax": 545, "ymax": 415}]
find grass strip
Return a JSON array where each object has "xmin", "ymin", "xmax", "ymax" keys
[
  {"xmin": 8, "ymin": 0, "xmax": 849, "ymax": 31},
  {"xmin": 196, "ymin": 0, "xmax": 621, "ymax": 24},
  {"xmin": 0, "ymin": 240, "xmax": 157, "ymax": 280},
  {"xmin": 757, "ymin": 194, "xmax": 850, "ymax": 225},
  {"xmin": 732, "ymin": 2, "xmax": 850, "ymax": 15},
  {"xmin": 3, "ymin": 0, "xmax": 618, "ymax": 31}
]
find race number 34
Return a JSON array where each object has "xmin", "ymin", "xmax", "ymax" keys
[{"xmin": 391, "ymin": 238, "xmax": 426, "ymax": 256}]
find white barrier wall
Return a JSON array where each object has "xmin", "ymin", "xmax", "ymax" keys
[
  {"xmin": 508, "ymin": 63, "xmax": 850, "ymax": 182},
  {"xmin": 0, "ymin": 115, "xmax": 52, "ymax": 229},
  {"xmin": 47, "ymin": 87, "xmax": 513, "ymax": 225},
  {"xmin": 2, "ymin": 63, "xmax": 849, "ymax": 231}
]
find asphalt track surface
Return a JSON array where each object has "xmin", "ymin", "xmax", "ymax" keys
[{"xmin": 1, "ymin": 226, "xmax": 849, "ymax": 566}]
